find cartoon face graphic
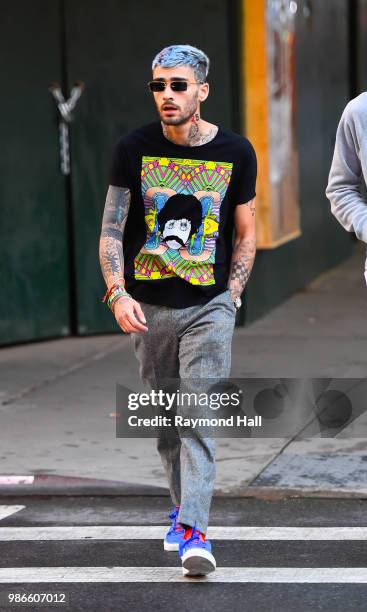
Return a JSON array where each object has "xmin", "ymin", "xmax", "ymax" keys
[
  {"xmin": 157, "ymin": 194, "xmax": 202, "ymax": 250},
  {"xmin": 162, "ymin": 218, "xmax": 191, "ymax": 249}
]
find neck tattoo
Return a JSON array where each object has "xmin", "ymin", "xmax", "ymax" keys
[
  {"xmin": 162, "ymin": 117, "xmax": 218, "ymax": 147},
  {"xmin": 188, "ymin": 114, "xmax": 200, "ymax": 142}
]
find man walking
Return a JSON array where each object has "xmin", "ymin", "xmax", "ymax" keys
[
  {"xmin": 99, "ymin": 44, "xmax": 257, "ymax": 576},
  {"xmin": 326, "ymin": 92, "xmax": 367, "ymax": 282}
]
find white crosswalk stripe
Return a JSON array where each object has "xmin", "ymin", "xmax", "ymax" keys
[
  {"xmin": 1, "ymin": 522, "xmax": 367, "ymax": 585},
  {"xmin": 0, "ymin": 567, "xmax": 367, "ymax": 583},
  {"xmin": 0, "ymin": 525, "xmax": 367, "ymax": 541},
  {"xmin": 0, "ymin": 506, "xmax": 25, "ymax": 521}
]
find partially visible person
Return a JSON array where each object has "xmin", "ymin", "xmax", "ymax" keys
[{"xmin": 326, "ymin": 92, "xmax": 367, "ymax": 283}]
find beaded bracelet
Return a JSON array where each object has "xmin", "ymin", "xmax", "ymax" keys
[
  {"xmin": 102, "ymin": 282, "xmax": 125, "ymax": 304},
  {"xmin": 102, "ymin": 282, "xmax": 132, "ymax": 312},
  {"xmin": 108, "ymin": 289, "xmax": 131, "ymax": 312}
]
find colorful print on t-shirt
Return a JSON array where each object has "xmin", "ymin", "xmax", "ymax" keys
[{"xmin": 134, "ymin": 156, "xmax": 233, "ymax": 285}]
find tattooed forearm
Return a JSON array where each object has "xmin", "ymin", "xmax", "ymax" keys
[
  {"xmin": 99, "ymin": 185, "xmax": 131, "ymax": 287},
  {"xmin": 228, "ymin": 236, "xmax": 256, "ymax": 299}
]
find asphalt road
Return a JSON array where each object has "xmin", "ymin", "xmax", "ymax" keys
[{"xmin": 0, "ymin": 496, "xmax": 366, "ymax": 611}]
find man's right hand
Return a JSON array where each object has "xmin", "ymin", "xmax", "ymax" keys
[{"xmin": 113, "ymin": 296, "xmax": 148, "ymax": 334}]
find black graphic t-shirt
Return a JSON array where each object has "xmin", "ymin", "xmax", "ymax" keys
[{"xmin": 108, "ymin": 121, "xmax": 257, "ymax": 308}]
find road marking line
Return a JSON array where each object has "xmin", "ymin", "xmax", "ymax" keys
[
  {"xmin": 0, "ymin": 506, "xmax": 25, "ymax": 521},
  {"xmin": 1, "ymin": 526, "xmax": 367, "ymax": 541},
  {"xmin": 0, "ymin": 567, "xmax": 367, "ymax": 583}
]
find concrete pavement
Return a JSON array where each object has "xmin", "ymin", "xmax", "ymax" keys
[{"xmin": 0, "ymin": 241, "xmax": 366, "ymax": 497}]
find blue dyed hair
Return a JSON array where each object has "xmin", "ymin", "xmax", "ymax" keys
[{"xmin": 152, "ymin": 45, "xmax": 210, "ymax": 83}]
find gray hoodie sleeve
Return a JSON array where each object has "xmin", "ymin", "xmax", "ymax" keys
[{"xmin": 325, "ymin": 100, "xmax": 367, "ymax": 243}]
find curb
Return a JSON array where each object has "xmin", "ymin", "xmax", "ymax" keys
[
  {"xmin": 0, "ymin": 475, "xmax": 169, "ymax": 497},
  {"xmin": 0, "ymin": 475, "xmax": 366, "ymax": 499},
  {"xmin": 214, "ymin": 486, "xmax": 367, "ymax": 500}
]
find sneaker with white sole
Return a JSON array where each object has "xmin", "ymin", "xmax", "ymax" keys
[
  {"xmin": 163, "ymin": 506, "xmax": 185, "ymax": 551},
  {"xmin": 179, "ymin": 525, "xmax": 216, "ymax": 576}
]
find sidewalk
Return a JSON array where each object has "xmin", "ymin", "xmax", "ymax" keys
[{"xmin": 0, "ymin": 241, "xmax": 366, "ymax": 498}]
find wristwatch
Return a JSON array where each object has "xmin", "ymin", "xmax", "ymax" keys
[{"xmin": 233, "ymin": 296, "xmax": 242, "ymax": 310}]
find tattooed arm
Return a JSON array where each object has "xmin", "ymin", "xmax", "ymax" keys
[
  {"xmin": 228, "ymin": 198, "xmax": 256, "ymax": 300},
  {"xmin": 99, "ymin": 185, "xmax": 147, "ymax": 333},
  {"xmin": 99, "ymin": 185, "xmax": 130, "ymax": 286}
]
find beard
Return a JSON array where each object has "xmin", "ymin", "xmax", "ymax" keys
[{"xmin": 159, "ymin": 95, "xmax": 198, "ymax": 126}]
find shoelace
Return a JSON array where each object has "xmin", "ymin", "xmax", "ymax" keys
[
  {"xmin": 168, "ymin": 507, "xmax": 183, "ymax": 533},
  {"xmin": 181, "ymin": 525, "xmax": 205, "ymax": 550}
]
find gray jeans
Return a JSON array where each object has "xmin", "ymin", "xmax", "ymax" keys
[{"xmin": 130, "ymin": 288, "xmax": 236, "ymax": 534}]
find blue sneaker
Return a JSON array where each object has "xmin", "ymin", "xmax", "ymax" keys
[
  {"xmin": 163, "ymin": 506, "xmax": 185, "ymax": 551},
  {"xmin": 179, "ymin": 525, "xmax": 216, "ymax": 576}
]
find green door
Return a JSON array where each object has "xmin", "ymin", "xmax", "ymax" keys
[{"xmin": 0, "ymin": 1, "xmax": 70, "ymax": 345}]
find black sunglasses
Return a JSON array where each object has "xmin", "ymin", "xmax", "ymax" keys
[{"xmin": 147, "ymin": 80, "xmax": 203, "ymax": 92}]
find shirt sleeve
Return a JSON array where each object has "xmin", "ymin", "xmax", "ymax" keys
[
  {"xmin": 325, "ymin": 103, "xmax": 367, "ymax": 243},
  {"xmin": 231, "ymin": 139, "xmax": 257, "ymax": 206},
  {"xmin": 108, "ymin": 138, "xmax": 132, "ymax": 189}
]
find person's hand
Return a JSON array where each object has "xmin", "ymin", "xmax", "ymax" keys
[{"xmin": 112, "ymin": 295, "xmax": 148, "ymax": 333}]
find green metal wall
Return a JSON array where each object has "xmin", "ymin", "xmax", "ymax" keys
[{"xmin": 0, "ymin": 1, "xmax": 70, "ymax": 345}]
